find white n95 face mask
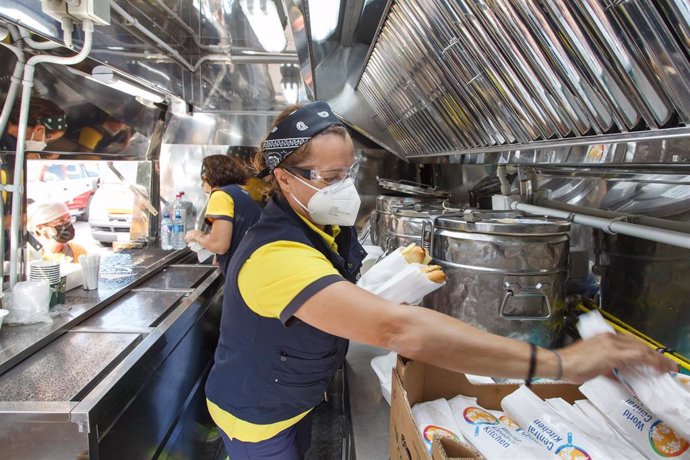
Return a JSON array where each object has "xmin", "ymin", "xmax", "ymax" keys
[
  {"xmin": 25, "ymin": 131, "xmax": 47, "ymax": 151},
  {"xmin": 290, "ymin": 175, "xmax": 361, "ymax": 226}
]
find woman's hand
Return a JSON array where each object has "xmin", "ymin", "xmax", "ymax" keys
[
  {"xmin": 559, "ymin": 333, "xmax": 678, "ymax": 383},
  {"xmin": 184, "ymin": 229, "xmax": 203, "ymax": 244}
]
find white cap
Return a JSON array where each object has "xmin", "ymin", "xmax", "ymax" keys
[{"xmin": 27, "ymin": 201, "xmax": 69, "ymax": 232}]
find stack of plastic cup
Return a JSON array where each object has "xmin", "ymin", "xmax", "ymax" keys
[{"xmin": 79, "ymin": 255, "xmax": 101, "ymax": 291}]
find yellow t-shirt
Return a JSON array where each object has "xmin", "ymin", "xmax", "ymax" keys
[
  {"xmin": 207, "ymin": 217, "xmax": 343, "ymax": 442},
  {"xmin": 205, "ymin": 190, "xmax": 235, "ymax": 223}
]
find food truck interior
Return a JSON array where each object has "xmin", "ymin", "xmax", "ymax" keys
[{"xmin": 0, "ymin": 0, "xmax": 689, "ymax": 458}]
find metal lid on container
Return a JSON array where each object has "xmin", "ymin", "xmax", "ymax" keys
[
  {"xmin": 393, "ymin": 203, "xmax": 456, "ymax": 219},
  {"xmin": 434, "ymin": 210, "xmax": 570, "ymax": 235},
  {"xmin": 378, "ymin": 178, "xmax": 451, "ymax": 199},
  {"xmin": 375, "ymin": 194, "xmax": 442, "ymax": 212}
]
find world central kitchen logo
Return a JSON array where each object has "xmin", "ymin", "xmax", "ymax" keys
[
  {"xmin": 527, "ymin": 420, "xmax": 592, "ymax": 460},
  {"xmin": 623, "ymin": 398, "xmax": 689, "ymax": 457}
]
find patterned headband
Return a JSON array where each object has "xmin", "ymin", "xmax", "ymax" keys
[
  {"xmin": 35, "ymin": 115, "xmax": 67, "ymax": 132},
  {"xmin": 258, "ymin": 101, "xmax": 343, "ymax": 178}
]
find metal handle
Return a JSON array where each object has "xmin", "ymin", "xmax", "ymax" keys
[
  {"xmin": 421, "ymin": 218, "xmax": 434, "ymax": 255},
  {"xmin": 499, "ymin": 282, "xmax": 552, "ymax": 320}
]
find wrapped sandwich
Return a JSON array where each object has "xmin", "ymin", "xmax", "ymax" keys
[{"xmin": 357, "ymin": 243, "xmax": 446, "ymax": 303}]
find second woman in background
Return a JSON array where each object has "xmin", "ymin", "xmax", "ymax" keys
[{"xmin": 185, "ymin": 154, "xmax": 261, "ymax": 276}]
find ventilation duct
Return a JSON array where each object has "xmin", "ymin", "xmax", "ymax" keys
[{"xmin": 355, "ymin": 0, "xmax": 690, "ymax": 158}]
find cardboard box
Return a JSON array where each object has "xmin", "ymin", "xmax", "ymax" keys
[
  {"xmin": 390, "ymin": 356, "xmax": 583, "ymax": 460},
  {"xmin": 431, "ymin": 437, "xmax": 480, "ymax": 460}
]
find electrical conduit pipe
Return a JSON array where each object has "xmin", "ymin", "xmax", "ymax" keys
[
  {"xmin": 509, "ymin": 200, "xmax": 690, "ymax": 251},
  {"xmin": 110, "ymin": 1, "xmax": 194, "ymax": 72},
  {"xmin": 0, "ymin": 25, "xmax": 25, "ymax": 137},
  {"xmin": 8, "ymin": 20, "xmax": 94, "ymax": 287}
]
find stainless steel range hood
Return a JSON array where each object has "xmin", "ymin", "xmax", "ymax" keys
[{"xmin": 291, "ymin": 0, "xmax": 690, "ymax": 160}]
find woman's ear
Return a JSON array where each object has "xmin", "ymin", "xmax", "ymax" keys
[
  {"xmin": 273, "ymin": 168, "xmax": 291, "ymax": 191},
  {"xmin": 31, "ymin": 124, "xmax": 47, "ymax": 141}
]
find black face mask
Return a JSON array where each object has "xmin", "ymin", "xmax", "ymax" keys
[{"xmin": 50, "ymin": 222, "xmax": 75, "ymax": 243}]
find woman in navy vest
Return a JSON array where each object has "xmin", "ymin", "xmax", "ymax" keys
[
  {"xmin": 205, "ymin": 102, "xmax": 677, "ymax": 459},
  {"xmin": 184, "ymin": 154, "xmax": 261, "ymax": 276}
]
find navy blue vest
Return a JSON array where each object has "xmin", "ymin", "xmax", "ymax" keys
[
  {"xmin": 212, "ymin": 184, "xmax": 261, "ymax": 276},
  {"xmin": 205, "ymin": 196, "xmax": 366, "ymax": 424}
]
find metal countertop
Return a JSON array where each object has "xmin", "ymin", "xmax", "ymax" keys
[{"xmin": 0, "ymin": 248, "xmax": 183, "ymax": 373}]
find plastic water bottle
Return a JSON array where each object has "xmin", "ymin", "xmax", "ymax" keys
[
  {"xmin": 160, "ymin": 212, "xmax": 173, "ymax": 250},
  {"xmin": 172, "ymin": 192, "xmax": 187, "ymax": 234},
  {"xmin": 179, "ymin": 191, "xmax": 196, "ymax": 231},
  {"xmin": 172, "ymin": 210, "xmax": 185, "ymax": 249}
]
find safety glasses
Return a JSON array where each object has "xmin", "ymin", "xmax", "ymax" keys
[{"xmin": 285, "ymin": 157, "xmax": 361, "ymax": 186}]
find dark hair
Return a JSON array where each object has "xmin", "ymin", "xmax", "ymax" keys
[
  {"xmin": 252, "ymin": 104, "xmax": 350, "ymax": 198},
  {"xmin": 9, "ymin": 97, "xmax": 66, "ymax": 133},
  {"xmin": 202, "ymin": 154, "xmax": 250, "ymax": 187}
]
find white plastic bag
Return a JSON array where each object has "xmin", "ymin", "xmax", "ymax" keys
[
  {"xmin": 370, "ymin": 351, "xmax": 397, "ymax": 405},
  {"xmin": 501, "ymin": 385, "xmax": 614, "ymax": 458},
  {"xmin": 4, "ymin": 281, "xmax": 52, "ymax": 325},
  {"xmin": 356, "ymin": 248, "xmax": 444, "ymax": 304},
  {"xmin": 411, "ymin": 398, "xmax": 464, "ymax": 453},
  {"xmin": 448, "ymin": 394, "xmax": 548, "ymax": 459},
  {"xmin": 577, "ymin": 310, "xmax": 690, "ymax": 439},
  {"xmin": 580, "ymin": 376, "xmax": 690, "ymax": 459}
]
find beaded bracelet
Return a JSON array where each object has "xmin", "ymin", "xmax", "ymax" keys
[{"xmin": 525, "ymin": 343, "xmax": 537, "ymax": 387}]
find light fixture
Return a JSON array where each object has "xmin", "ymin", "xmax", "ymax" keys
[
  {"xmin": 307, "ymin": 0, "xmax": 340, "ymax": 43},
  {"xmin": 240, "ymin": 0, "xmax": 286, "ymax": 53},
  {"xmin": 91, "ymin": 65, "xmax": 165, "ymax": 104},
  {"xmin": 280, "ymin": 64, "xmax": 300, "ymax": 104}
]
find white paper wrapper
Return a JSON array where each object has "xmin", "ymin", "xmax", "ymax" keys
[
  {"xmin": 580, "ymin": 376, "xmax": 690, "ymax": 459},
  {"xmin": 187, "ymin": 241, "xmax": 214, "ymax": 263},
  {"xmin": 674, "ymin": 373, "xmax": 690, "ymax": 393},
  {"xmin": 577, "ymin": 310, "xmax": 690, "ymax": 440},
  {"xmin": 501, "ymin": 385, "xmax": 614, "ymax": 458},
  {"xmin": 411, "ymin": 398, "xmax": 464, "ymax": 454},
  {"xmin": 545, "ymin": 397, "xmax": 643, "ymax": 459},
  {"xmin": 448, "ymin": 395, "xmax": 548, "ymax": 459},
  {"xmin": 356, "ymin": 248, "xmax": 444, "ymax": 304}
]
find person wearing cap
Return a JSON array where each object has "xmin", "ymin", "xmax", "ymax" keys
[
  {"xmin": 204, "ymin": 102, "xmax": 677, "ymax": 459},
  {"xmin": 1, "ymin": 97, "xmax": 67, "ymax": 153},
  {"xmin": 28, "ymin": 201, "xmax": 86, "ymax": 262},
  {"xmin": 184, "ymin": 154, "xmax": 261, "ymax": 276},
  {"xmin": 1, "ymin": 97, "xmax": 67, "ymax": 254}
]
